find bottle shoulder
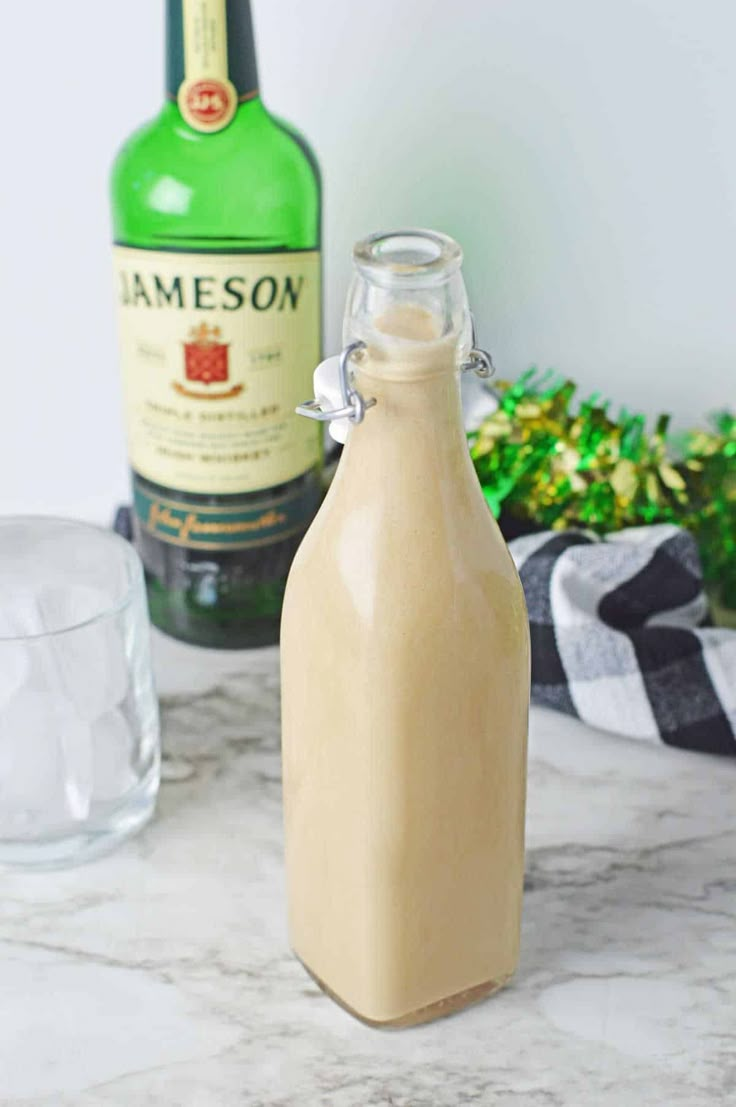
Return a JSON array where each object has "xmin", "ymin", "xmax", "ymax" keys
[
  {"xmin": 270, "ymin": 113, "xmax": 322, "ymax": 192},
  {"xmin": 284, "ymin": 478, "xmax": 529, "ymax": 660},
  {"xmin": 289, "ymin": 458, "xmax": 524, "ymax": 598},
  {"xmin": 111, "ymin": 101, "xmax": 320, "ymax": 250},
  {"xmin": 113, "ymin": 101, "xmax": 317, "ymax": 175}
]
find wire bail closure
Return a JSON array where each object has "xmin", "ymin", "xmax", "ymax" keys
[
  {"xmin": 296, "ymin": 341, "xmax": 374, "ymax": 426},
  {"xmin": 462, "ymin": 316, "xmax": 495, "ymax": 379},
  {"xmin": 296, "ymin": 324, "xmax": 495, "ymax": 427},
  {"xmin": 462, "ymin": 348, "xmax": 494, "ymax": 378}
]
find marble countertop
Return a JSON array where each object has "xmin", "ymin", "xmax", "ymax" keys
[{"xmin": 1, "ymin": 631, "xmax": 734, "ymax": 1106}]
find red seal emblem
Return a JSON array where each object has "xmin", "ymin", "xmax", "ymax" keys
[
  {"xmin": 183, "ymin": 79, "xmax": 234, "ymax": 128},
  {"xmin": 173, "ymin": 324, "xmax": 243, "ymax": 400},
  {"xmin": 184, "ymin": 324, "xmax": 229, "ymax": 384}
]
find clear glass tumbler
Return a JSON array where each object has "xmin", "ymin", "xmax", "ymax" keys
[{"xmin": 0, "ymin": 517, "xmax": 160, "ymax": 868}]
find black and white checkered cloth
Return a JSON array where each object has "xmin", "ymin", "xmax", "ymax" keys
[{"xmin": 509, "ymin": 523, "xmax": 736, "ymax": 755}]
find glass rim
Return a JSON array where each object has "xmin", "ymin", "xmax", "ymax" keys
[
  {"xmin": 353, "ymin": 228, "xmax": 464, "ymax": 286},
  {"xmin": 0, "ymin": 515, "xmax": 142, "ymax": 643}
]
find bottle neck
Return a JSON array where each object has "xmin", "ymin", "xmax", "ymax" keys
[
  {"xmin": 166, "ymin": 0, "xmax": 259, "ymax": 131},
  {"xmin": 343, "ymin": 367, "xmax": 472, "ymax": 477}
]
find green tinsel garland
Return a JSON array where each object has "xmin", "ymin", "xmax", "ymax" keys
[{"xmin": 469, "ymin": 370, "xmax": 736, "ymax": 609}]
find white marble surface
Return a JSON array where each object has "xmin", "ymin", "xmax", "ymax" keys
[{"xmin": 1, "ymin": 631, "xmax": 734, "ymax": 1106}]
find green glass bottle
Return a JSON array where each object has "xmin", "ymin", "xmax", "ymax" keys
[{"xmin": 111, "ymin": 0, "xmax": 321, "ymax": 649}]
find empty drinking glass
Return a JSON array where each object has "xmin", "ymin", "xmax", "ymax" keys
[{"xmin": 0, "ymin": 517, "xmax": 160, "ymax": 867}]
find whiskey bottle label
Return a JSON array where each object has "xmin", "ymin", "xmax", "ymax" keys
[
  {"xmin": 177, "ymin": 0, "xmax": 239, "ymax": 132},
  {"xmin": 113, "ymin": 246, "xmax": 322, "ymax": 497}
]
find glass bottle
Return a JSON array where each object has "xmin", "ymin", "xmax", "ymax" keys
[
  {"xmin": 281, "ymin": 230, "xmax": 530, "ymax": 1026},
  {"xmin": 110, "ymin": 0, "xmax": 321, "ymax": 648}
]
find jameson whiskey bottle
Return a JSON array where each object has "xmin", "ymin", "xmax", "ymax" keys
[{"xmin": 111, "ymin": 0, "xmax": 321, "ymax": 648}]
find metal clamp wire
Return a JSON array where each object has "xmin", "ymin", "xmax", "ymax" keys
[
  {"xmin": 296, "ymin": 341, "xmax": 374, "ymax": 424},
  {"xmin": 297, "ymin": 324, "xmax": 494, "ymax": 425},
  {"xmin": 461, "ymin": 314, "xmax": 495, "ymax": 379}
]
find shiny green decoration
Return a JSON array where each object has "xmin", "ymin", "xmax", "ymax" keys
[{"xmin": 469, "ymin": 370, "xmax": 736, "ymax": 609}]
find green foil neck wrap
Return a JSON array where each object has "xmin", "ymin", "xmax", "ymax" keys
[{"xmin": 166, "ymin": 0, "xmax": 259, "ymax": 101}]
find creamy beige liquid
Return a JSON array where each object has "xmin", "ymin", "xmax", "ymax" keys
[{"xmin": 281, "ymin": 305, "xmax": 530, "ymax": 1026}]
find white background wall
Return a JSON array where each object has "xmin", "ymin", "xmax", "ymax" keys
[{"xmin": 2, "ymin": 0, "xmax": 734, "ymax": 521}]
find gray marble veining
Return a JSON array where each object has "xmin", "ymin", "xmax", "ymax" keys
[{"xmin": 0, "ymin": 631, "xmax": 734, "ymax": 1106}]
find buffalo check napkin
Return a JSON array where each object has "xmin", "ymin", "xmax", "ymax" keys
[{"xmin": 509, "ymin": 524, "xmax": 736, "ymax": 755}]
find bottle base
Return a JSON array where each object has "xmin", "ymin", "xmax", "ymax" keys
[
  {"xmin": 149, "ymin": 608, "xmax": 280, "ymax": 650},
  {"xmin": 131, "ymin": 470, "xmax": 321, "ymax": 650},
  {"xmin": 145, "ymin": 578, "xmax": 281, "ymax": 649},
  {"xmin": 299, "ymin": 957, "xmax": 512, "ymax": 1028}
]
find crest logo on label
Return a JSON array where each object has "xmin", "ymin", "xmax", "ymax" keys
[
  {"xmin": 178, "ymin": 77, "xmax": 237, "ymax": 133},
  {"xmin": 174, "ymin": 324, "xmax": 243, "ymax": 400}
]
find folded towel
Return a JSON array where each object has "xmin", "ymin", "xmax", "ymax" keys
[{"xmin": 510, "ymin": 524, "xmax": 735, "ymax": 755}]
